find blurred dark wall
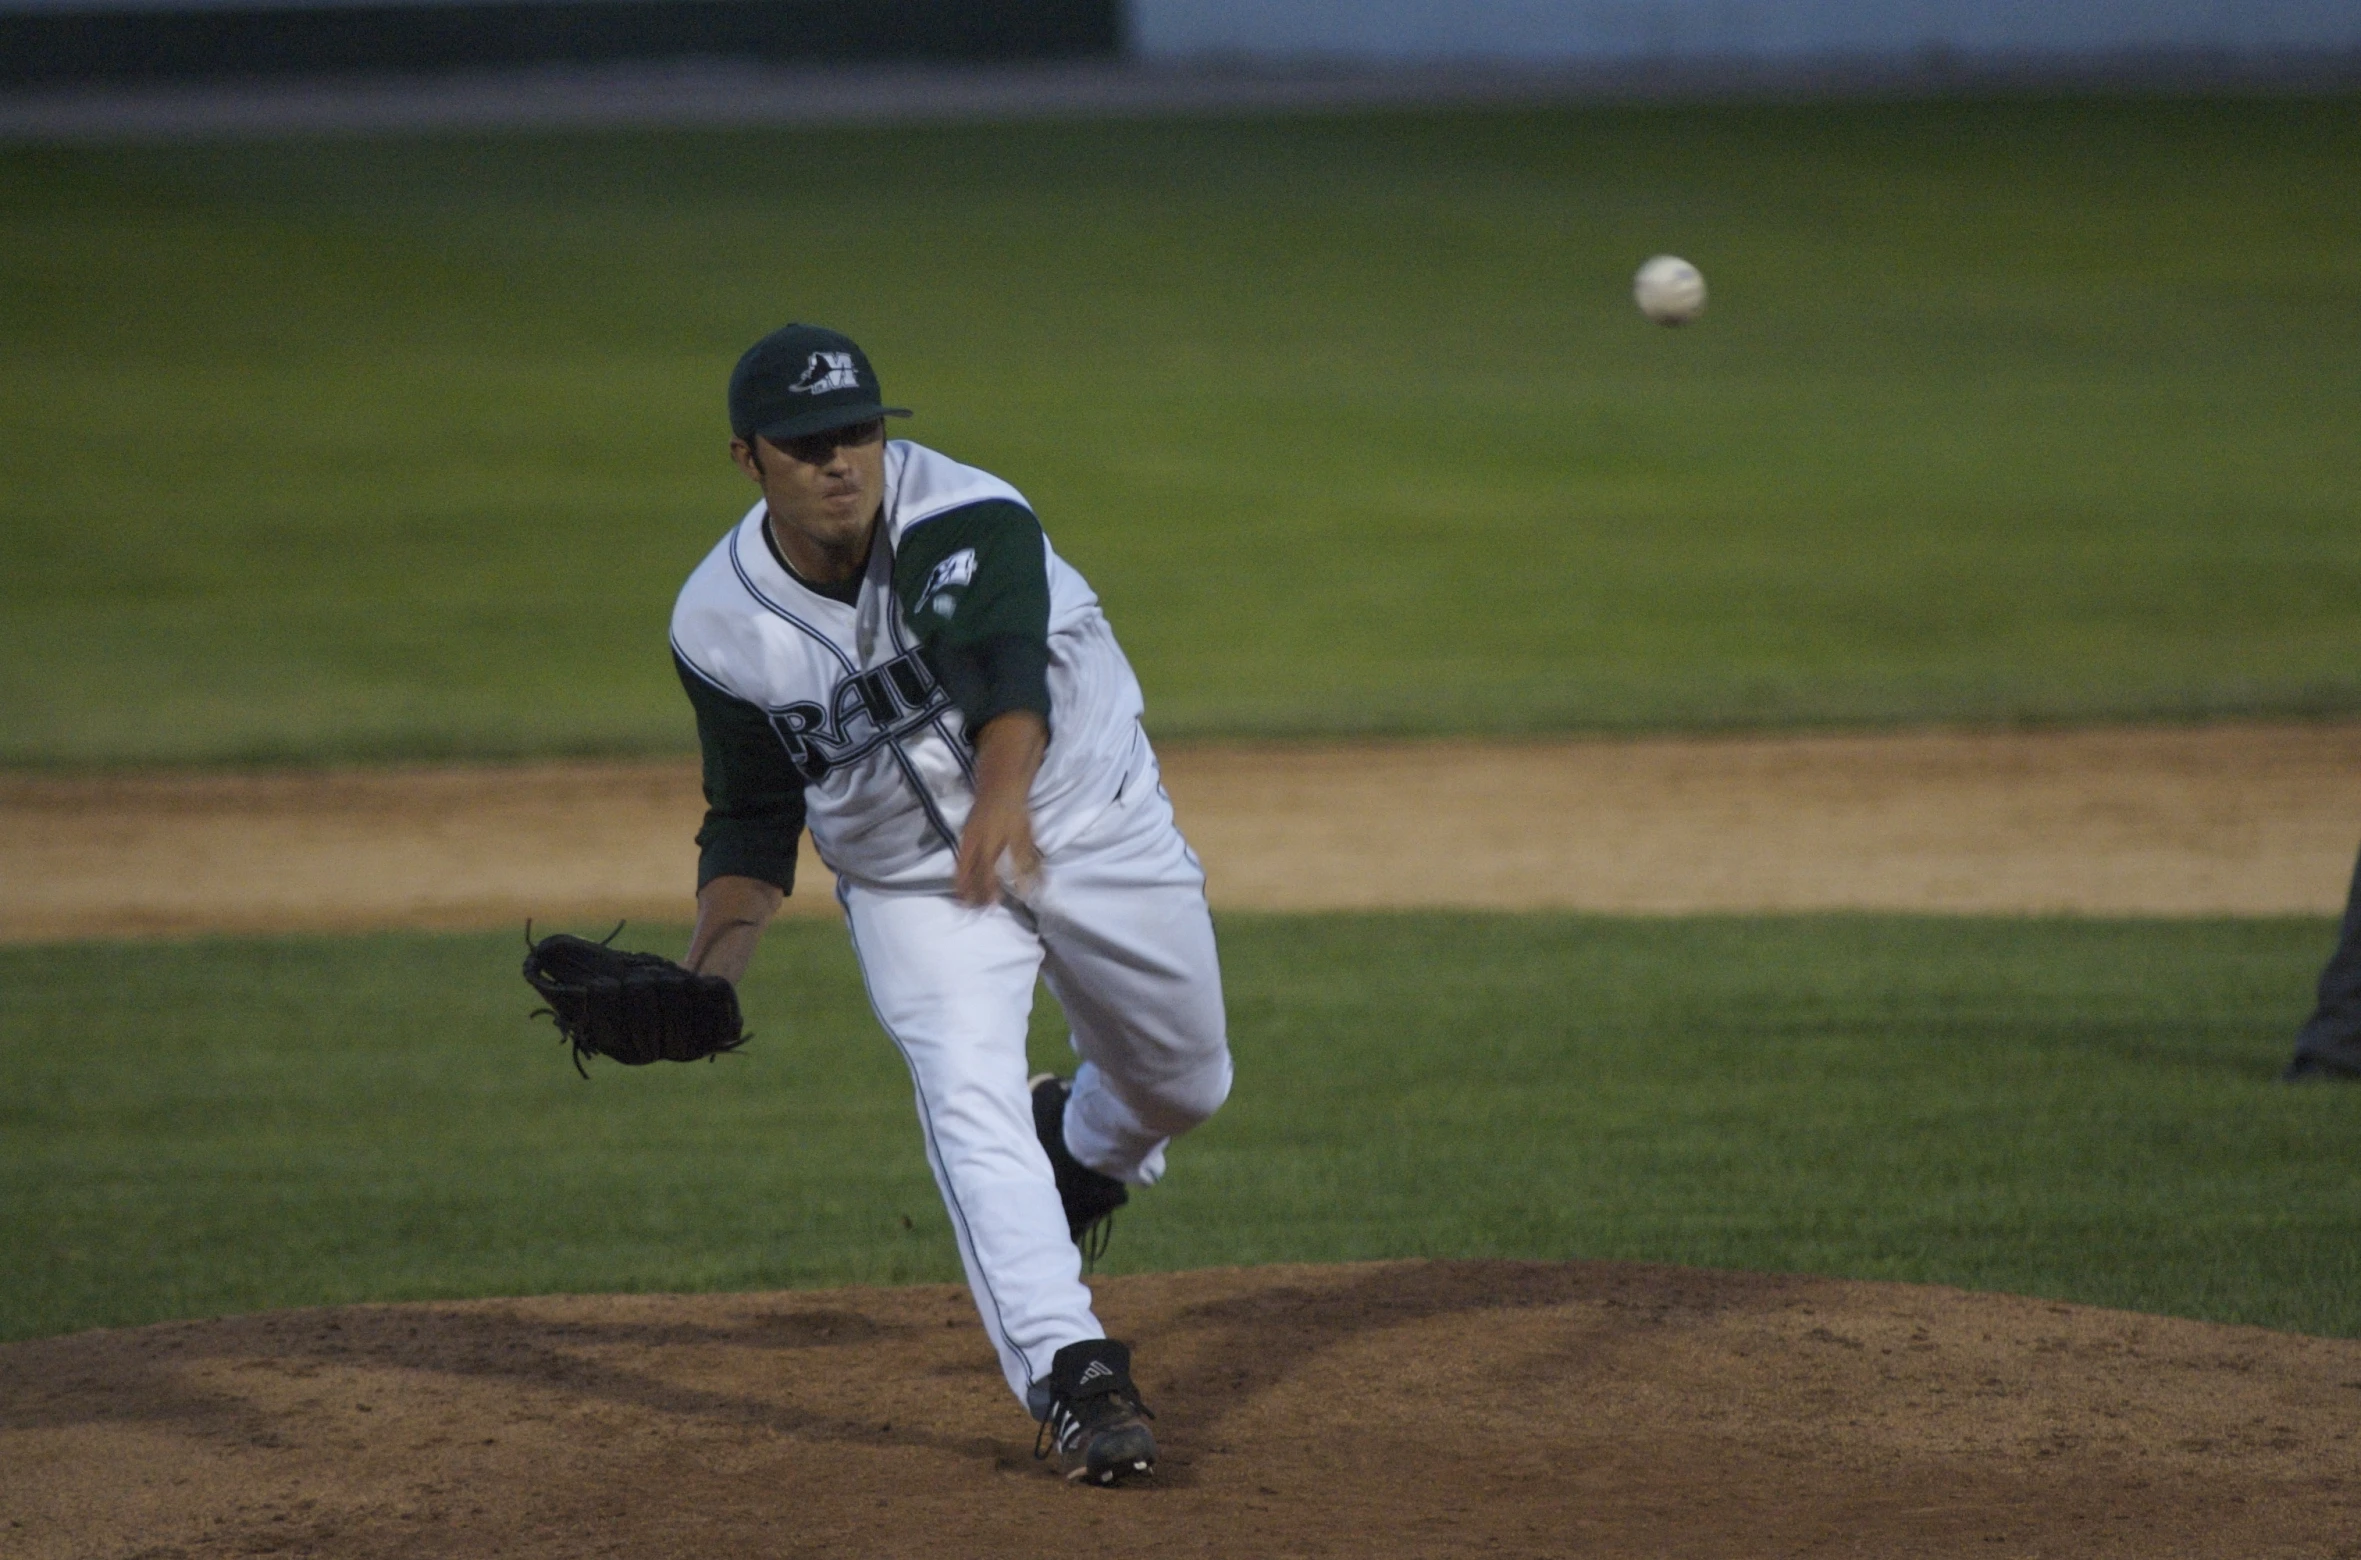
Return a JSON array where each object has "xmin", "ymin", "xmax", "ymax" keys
[{"xmin": 0, "ymin": 0, "xmax": 1120, "ymax": 88}]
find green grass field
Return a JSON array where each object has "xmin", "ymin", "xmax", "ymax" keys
[
  {"xmin": 6, "ymin": 94, "xmax": 2355, "ymax": 1361},
  {"xmin": 7, "ymin": 913, "xmax": 2355, "ymax": 1344},
  {"xmin": 4, "ymin": 93, "xmax": 2359, "ymax": 765}
]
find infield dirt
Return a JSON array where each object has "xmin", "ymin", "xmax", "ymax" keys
[
  {"xmin": 7, "ymin": 722, "xmax": 2361, "ymax": 940},
  {"xmin": 3, "ymin": 1260, "xmax": 2355, "ymax": 1559}
]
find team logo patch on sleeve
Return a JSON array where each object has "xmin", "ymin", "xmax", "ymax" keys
[
  {"xmin": 918, "ymin": 547, "xmax": 978, "ymax": 618},
  {"xmin": 788, "ymin": 351, "xmax": 862, "ymax": 395}
]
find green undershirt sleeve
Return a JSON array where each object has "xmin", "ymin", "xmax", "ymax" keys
[
  {"xmin": 674, "ymin": 651, "xmax": 805, "ymax": 893},
  {"xmin": 892, "ymin": 499, "xmax": 1053, "ymax": 736}
]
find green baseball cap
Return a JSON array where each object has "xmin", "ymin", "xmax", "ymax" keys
[{"xmin": 728, "ymin": 323, "xmax": 912, "ymax": 442}]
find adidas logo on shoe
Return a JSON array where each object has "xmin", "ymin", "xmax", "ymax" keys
[{"xmin": 1034, "ymin": 1339, "xmax": 1157, "ymax": 1487}]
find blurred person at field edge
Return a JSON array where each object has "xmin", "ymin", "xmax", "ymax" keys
[{"xmin": 2285, "ymin": 840, "xmax": 2361, "ymax": 1081}]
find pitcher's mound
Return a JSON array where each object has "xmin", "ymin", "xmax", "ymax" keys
[{"xmin": 3, "ymin": 1260, "xmax": 2354, "ymax": 1558}]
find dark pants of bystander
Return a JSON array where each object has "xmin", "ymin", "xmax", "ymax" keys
[{"xmin": 2287, "ymin": 840, "xmax": 2361, "ymax": 1081}]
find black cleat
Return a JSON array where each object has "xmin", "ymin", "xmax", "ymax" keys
[
  {"xmin": 1034, "ymin": 1338, "xmax": 1157, "ymax": 1486},
  {"xmin": 1030, "ymin": 1073, "xmax": 1128, "ymax": 1259}
]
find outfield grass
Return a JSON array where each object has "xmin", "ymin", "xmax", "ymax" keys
[
  {"xmin": 3, "ymin": 94, "xmax": 2358, "ymax": 764},
  {"xmin": 6, "ymin": 912, "xmax": 2355, "ymax": 1343}
]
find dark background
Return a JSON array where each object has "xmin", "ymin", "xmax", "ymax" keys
[{"xmin": 0, "ymin": 0, "xmax": 1119, "ymax": 88}]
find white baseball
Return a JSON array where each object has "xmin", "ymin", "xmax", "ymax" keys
[{"xmin": 1633, "ymin": 255, "xmax": 1707, "ymax": 326}]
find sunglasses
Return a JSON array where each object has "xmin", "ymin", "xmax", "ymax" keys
[{"xmin": 773, "ymin": 419, "xmax": 885, "ymax": 465}]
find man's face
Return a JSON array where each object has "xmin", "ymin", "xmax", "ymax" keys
[{"xmin": 731, "ymin": 419, "xmax": 887, "ymax": 555}]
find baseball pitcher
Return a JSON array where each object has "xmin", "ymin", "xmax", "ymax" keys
[{"xmin": 668, "ymin": 323, "xmax": 1231, "ymax": 1485}]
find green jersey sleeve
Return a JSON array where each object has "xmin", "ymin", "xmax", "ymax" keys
[
  {"xmin": 674, "ymin": 651, "xmax": 806, "ymax": 892},
  {"xmin": 892, "ymin": 498, "xmax": 1052, "ymax": 735}
]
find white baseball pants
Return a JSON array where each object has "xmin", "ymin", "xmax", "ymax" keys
[{"xmin": 840, "ymin": 763, "xmax": 1232, "ymax": 1407}]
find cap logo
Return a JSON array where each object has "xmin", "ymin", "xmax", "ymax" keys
[{"xmin": 788, "ymin": 351, "xmax": 861, "ymax": 395}]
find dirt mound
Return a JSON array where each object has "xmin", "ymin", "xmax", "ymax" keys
[{"xmin": 3, "ymin": 1260, "xmax": 2353, "ymax": 1558}]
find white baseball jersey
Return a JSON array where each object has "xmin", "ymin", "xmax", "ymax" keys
[{"xmin": 669, "ymin": 439, "xmax": 1149, "ymax": 893}]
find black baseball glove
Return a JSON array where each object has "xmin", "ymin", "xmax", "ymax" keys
[{"xmin": 522, "ymin": 926, "xmax": 748, "ymax": 1077}]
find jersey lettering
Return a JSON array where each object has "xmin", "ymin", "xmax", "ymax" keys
[
  {"xmin": 885, "ymin": 657, "xmax": 934, "ymax": 708},
  {"xmin": 767, "ymin": 646, "xmax": 948, "ymax": 782}
]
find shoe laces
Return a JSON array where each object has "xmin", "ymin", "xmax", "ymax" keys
[
  {"xmin": 1079, "ymin": 1211, "xmax": 1115, "ymax": 1271},
  {"xmin": 1032, "ymin": 1379, "xmax": 1154, "ymax": 1462}
]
